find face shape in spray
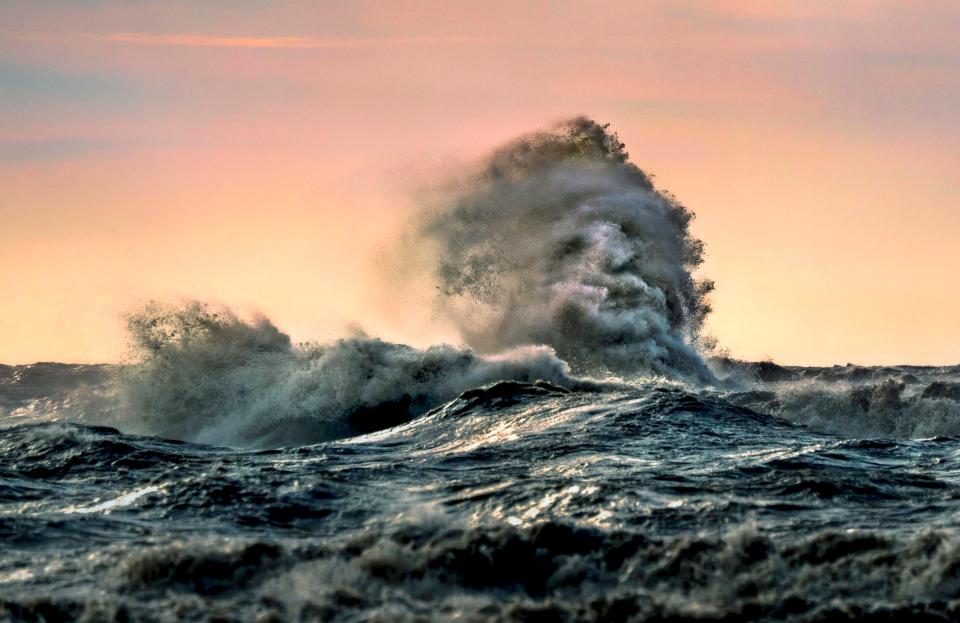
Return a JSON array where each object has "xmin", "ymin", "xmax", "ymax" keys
[{"xmin": 424, "ymin": 117, "xmax": 714, "ymax": 381}]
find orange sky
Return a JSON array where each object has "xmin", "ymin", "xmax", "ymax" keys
[{"xmin": 2, "ymin": 1, "xmax": 958, "ymax": 366}]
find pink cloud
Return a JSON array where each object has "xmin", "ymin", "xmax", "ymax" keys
[{"xmin": 2, "ymin": 31, "xmax": 492, "ymax": 49}]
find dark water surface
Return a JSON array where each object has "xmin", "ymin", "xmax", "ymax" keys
[{"xmin": 4, "ymin": 363, "xmax": 960, "ymax": 621}]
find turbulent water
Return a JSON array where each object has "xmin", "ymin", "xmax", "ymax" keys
[{"xmin": 4, "ymin": 119, "xmax": 960, "ymax": 622}]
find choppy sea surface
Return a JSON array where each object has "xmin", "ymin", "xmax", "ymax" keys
[{"xmin": 4, "ymin": 360, "xmax": 960, "ymax": 622}]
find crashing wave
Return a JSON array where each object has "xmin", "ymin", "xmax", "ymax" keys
[
  {"xmin": 95, "ymin": 301, "xmax": 580, "ymax": 447},
  {"xmin": 35, "ymin": 118, "xmax": 721, "ymax": 447},
  {"xmin": 422, "ymin": 117, "xmax": 714, "ymax": 382}
]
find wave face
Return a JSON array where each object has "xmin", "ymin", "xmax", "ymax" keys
[{"xmin": 422, "ymin": 117, "xmax": 714, "ymax": 381}]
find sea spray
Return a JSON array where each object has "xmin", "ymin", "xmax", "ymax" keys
[
  {"xmin": 111, "ymin": 301, "xmax": 578, "ymax": 447},
  {"xmin": 421, "ymin": 117, "xmax": 715, "ymax": 381}
]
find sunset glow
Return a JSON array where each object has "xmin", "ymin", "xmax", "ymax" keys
[{"xmin": 3, "ymin": 0, "xmax": 958, "ymax": 365}]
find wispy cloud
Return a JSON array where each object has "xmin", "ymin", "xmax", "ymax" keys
[
  {"xmin": 0, "ymin": 137, "xmax": 130, "ymax": 162},
  {"xmin": 3, "ymin": 31, "xmax": 493, "ymax": 49}
]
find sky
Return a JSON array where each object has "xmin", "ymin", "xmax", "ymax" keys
[{"xmin": 1, "ymin": 0, "xmax": 958, "ymax": 366}]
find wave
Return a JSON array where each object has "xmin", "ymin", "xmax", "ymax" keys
[
  {"xmin": 83, "ymin": 301, "xmax": 581, "ymax": 448},
  {"xmin": 730, "ymin": 376, "xmax": 960, "ymax": 439},
  {"xmin": 422, "ymin": 117, "xmax": 715, "ymax": 382}
]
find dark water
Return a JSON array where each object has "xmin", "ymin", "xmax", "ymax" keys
[{"xmin": 4, "ymin": 362, "xmax": 960, "ymax": 622}]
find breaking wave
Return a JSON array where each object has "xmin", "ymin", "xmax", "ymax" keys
[
  {"xmin": 422, "ymin": 117, "xmax": 714, "ymax": 381},
  {"xmin": 100, "ymin": 301, "xmax": 582, "ymax": 448},
  {"xmin": 22, "ymin": 117, "xmax": 722, "ymax": 448}
]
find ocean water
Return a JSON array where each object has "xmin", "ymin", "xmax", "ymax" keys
[
  {"xmin": 4, "ymin": 362, "xmax": 960, "ymax": 622},
  {"xmin": 4, "ymin": 118, "xmax": 960, "ymax": 621}
]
